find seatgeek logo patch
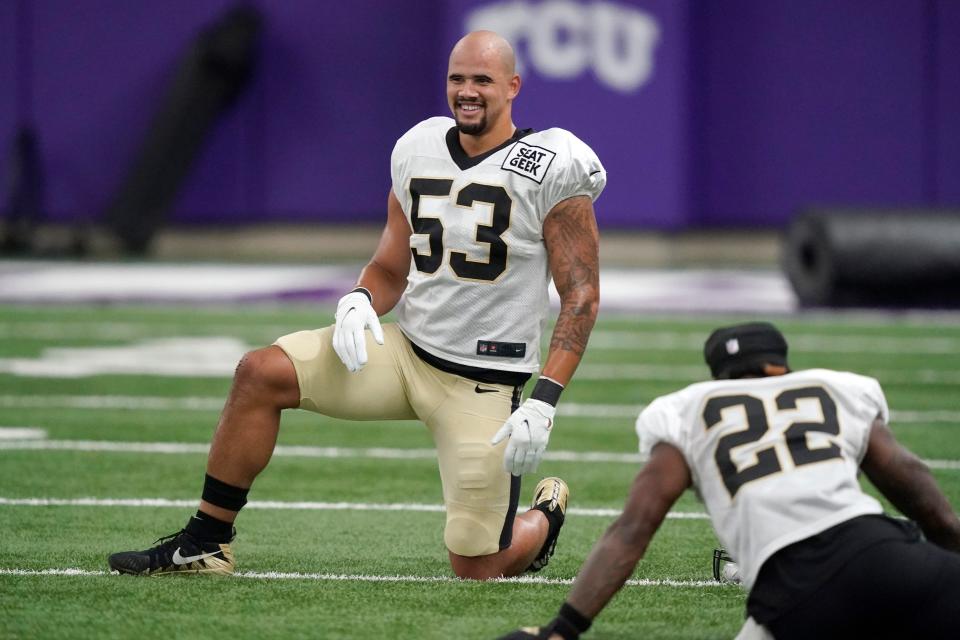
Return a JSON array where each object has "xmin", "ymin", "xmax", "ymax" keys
[{"xmin": 501, "ymin": 141, "xmax": 556, "ymax": 183}]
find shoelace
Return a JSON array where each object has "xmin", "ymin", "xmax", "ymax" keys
[
  {"xmin": 152, "ymin": 529, "xmax": 188, "ymax": 547},
  {"xmin": 149, "ymin": 529, "xmax": 195, "ymax": 567}
]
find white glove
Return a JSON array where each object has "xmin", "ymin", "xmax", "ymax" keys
[
  {"xmin": 332, "ymin": 290, "xmax": 384, "ymax": 372},
  {"xmin": 491, "ymin": 398, "xmax": 556, "ymax": 476}
]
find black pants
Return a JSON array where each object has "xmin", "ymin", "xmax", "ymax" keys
[{"xmin": 752, "ymin": 516, "xmax": 960, "ymax": 639}]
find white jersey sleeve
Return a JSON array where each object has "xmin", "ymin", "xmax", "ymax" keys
[
  {"xmin": 389, "ymin": 118, "xmax": 605, "ymax": 373},
  {"xmin": 532, "ymin": 129, "xmax": 606, "ymax": 219},
  {"xmin": 635, "ymin": 369, "xmax": 887, "ymax": 590},
  {"xmin": 637, "ymin": 394, "xmax": 687, "ymax": 461}
]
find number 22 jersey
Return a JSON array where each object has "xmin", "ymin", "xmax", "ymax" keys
[
  {"xmin": 390, "ymin": 116, "xmax": 606, "ymax": 374},
  {"xmin": 636, "ymin": 369, "xmax": 888, "ymax": 589}
]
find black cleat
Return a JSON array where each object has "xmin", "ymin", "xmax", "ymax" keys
[
  {"xmin": 527, "ymin": 477, "xmax": 569, "ymax": 572},
  {"xmin": 108, "ymin": 528, "xmax": 235, "ymax": 576}
]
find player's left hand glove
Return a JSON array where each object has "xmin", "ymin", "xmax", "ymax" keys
[
  {"xmin": 491, "ymin": 398, "xmax": 555, "ymax": 476},
  {"xmin": 332, "ymin": 289, "xmax": 384, "ymax": 373}
]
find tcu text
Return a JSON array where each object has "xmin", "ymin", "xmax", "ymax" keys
[{"xmin": 465, "ymin": 0, "xmax": 661, "ymax": 93}]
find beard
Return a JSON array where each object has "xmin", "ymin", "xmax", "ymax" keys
[
  {"xmin": 455, "ymin": 103, "xmax": 488, "ymax": 135},
  {"xmin": 456, "ymin": 118, "xmax": 487, "ymax": 135}
]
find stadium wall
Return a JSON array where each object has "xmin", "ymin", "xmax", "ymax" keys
[{"xmin": 0, "ymin": 0, "xmax": 957, "ymax": 231}]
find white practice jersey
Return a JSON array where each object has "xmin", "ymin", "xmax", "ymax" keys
[
  {"xmin": 636, "ymin": 369, "xmax": 888, "ymax": 590},
  {"xmin": 391, "ymin": 117, "xmax": 605, "ymax": 372}
]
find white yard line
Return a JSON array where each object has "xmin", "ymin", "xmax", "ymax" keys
[
  {"xmin": 0, "ymin": 439, "xmax": 639, "ymax": 465},
  {"xmin": 1, "ymin": 394, "xmax": 958, "ymax": 424},
  {"xmin": 5, "ymin": 320, "xmax": 960, "ymax": 353},
  {"xmin": 557, "ymin": 403, "xmax": 960, "ymax": 425},
  {"xmin": 0, "ymin": 395, "xmax": 226, "ymax": 410},
  {"xmin": 0, "ymin": 427, "xmax": 46, "ymax": 440},
  {"xmin": 0, "ymin": 496, "xmax": 708, "ymax": 519},
  {"xmin": 0, "ymin": 567, "xmax": 725, "ymax": 588},
  {"xmin": 0, "ymin": 440, "xmax": 438, "ymax": 458},
  {"xmin": 575, "ymin": 364, "xmax": 960, "ymax": 385}
]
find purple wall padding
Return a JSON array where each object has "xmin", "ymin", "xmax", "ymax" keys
[
  {"xmin": 4, "ymin": 0, "xmax": 443, "ymax": 226},
  {"xmin": 0, "ymin": 0, "xmax": 957, "ymax": 230},
  {"xmin": 29, "ymin": 1, "xmax": 237, "ymax": 224},
  {"xmin": 253, "ymin": 1, "xmax": 441, "ymax": 224},
  {"xmin": 935, "ymin": 0, "xmax": 960, "ymax": 206},
  {"xmin": 0, "ymin": 2, "xmax": 17, "ymax": 145},
  {"xmin": 695, "ymin": 0, "xmax": 929, "ymax": 226}
]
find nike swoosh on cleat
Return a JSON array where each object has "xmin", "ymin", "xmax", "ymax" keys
[
  {"xmin": 172, "ymin": 547, "xmax": 223, "ymax": 565},
  {"xmin": 474, "ymin": 385, "xmax": 499, "ymax": 394}
]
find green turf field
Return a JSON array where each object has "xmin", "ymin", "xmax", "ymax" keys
[{"xmin": 1, "ymin": 304, "xmax": 959, "ymax": 639}]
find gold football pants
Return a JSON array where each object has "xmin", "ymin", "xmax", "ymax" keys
[{"xmin": 275, "ymin": 323, "xmax": 520, "ymax": 557}]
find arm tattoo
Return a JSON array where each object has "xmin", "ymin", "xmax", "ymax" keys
[{"xmin": 544, "ymin": 196, "xmax": 600, "ymax": 357}]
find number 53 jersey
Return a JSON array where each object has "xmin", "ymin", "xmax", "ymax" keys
[
  {"xmin": 636, "ymin": 368, "xmax": 889, "ymax": 590},
  {"xmin": 390, "ymin": 116, "xmax": 606, "ymax": 374}
]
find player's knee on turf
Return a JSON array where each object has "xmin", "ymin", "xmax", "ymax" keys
[
  {"xmin": 445, "ymin": 517, "xmax": 500, "ymax": 557},
  {"xmin": 441, "ymin": 445, "xmax": 510, "ymax": 558}
]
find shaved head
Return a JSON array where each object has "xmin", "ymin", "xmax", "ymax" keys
[
  {"xmin": 449, "ymin": 30, "xmax": 516, "ymax": 77},
  {"xmin": 446, "ymin": 30, "xmax": 521, "ymax": 150}
]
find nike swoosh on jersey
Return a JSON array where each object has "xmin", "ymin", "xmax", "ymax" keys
[
  {"xmin": 172, "ymin": 547, "xmax": 223, "ymax": 565},
  {"xmin": 474, "ymin": 385, "xmax": 499, "ymax": 394}
]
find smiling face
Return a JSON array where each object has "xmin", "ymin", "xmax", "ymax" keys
[{"xmin": 446, "ymin": 31, "xmax": 520, "ymax": 140}]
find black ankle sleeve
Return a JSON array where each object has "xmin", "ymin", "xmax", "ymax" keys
[{"xmin": 201, "ymin": 473, "xmax": 249, "ymax": 512}]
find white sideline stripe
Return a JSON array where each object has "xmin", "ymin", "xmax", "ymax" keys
[
  {"xmin": 0, "ymin": 321, "xmax": 297, "ymax": 341},
  {"xmin": 0, "ymin": 496, "xmax": 710, "ymax": 519},
  {"xmin": 0, "ymin": 263, "xmax": 359, "ymax": 302},
  {"xmin": 1, "ymin": 440, "xmax": 959, "ymax": 470},
  {"xmin": 0, "ymin": 567, "xmax": 725, "ymax": 588},
  {"xmin": 5, "ymin": 343, "xmax": 960, "ymax": 382},
  {"xmin": 1, "ymin": 394, "xmax": 958, "ymax": 424},
  {"xmin": 589, "ymin": 330, "xmax": 960, "ymax": 355}
]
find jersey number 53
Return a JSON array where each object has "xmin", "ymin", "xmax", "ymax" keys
[{"xmin": 409, "ymin": 178, "xmax": 511, "ymax": 282}]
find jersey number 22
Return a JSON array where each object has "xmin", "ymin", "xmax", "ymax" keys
[{"xmin": 703, "ymin": 386, "xmax": 842, "ymax": 498}]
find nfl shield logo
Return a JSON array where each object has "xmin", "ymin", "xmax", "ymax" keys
[{"xmin": 725, "ymin": 338, "xmax": 740, "ymax": 355}]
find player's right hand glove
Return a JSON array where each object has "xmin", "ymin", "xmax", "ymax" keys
[
  {"xmin": 332, "ymin": 289, "xmax": 384, "ymax": 373},
  {"xmin": 496, "ymin": 604, "xmax": 591, "ymax": 640},
  {"xmin": 495, "ymin": 629, "xmax": 550, "ymax": 640},
  {"xmin": 491, "ymin": 398, "xmax": 555, "ymax": 476}
]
